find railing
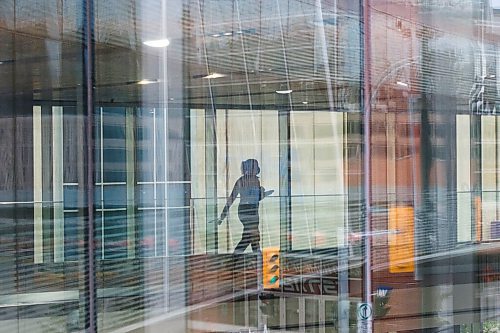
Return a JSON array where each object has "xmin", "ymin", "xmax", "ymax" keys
[{"xmin": 189, "ymin": 193, "xmax": 354, "ymax": 254}]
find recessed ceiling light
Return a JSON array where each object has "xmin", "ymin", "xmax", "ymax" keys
[
  {"xmin": 138, "ymin": 79, "xmax": 158, "ymax": 85},
  {"xmin": 143, "ymin": 39, "xmax": 170, "ymax": 48},
  {"xmin": 223, "ymin": 32, "xmax": 233, "ymax": 36},
  {"xmin": 302, "ymin": 101, "xmax": 308, "ymax": 104},
  {"xmin": 276, "ymin": 89, "xmax": 293, "ymax": 94},
  {"xmin": 203, "ymin": 73, "xmax": 226, "ymax": 79},
  {"xmin": 211, "ymin": 34, "xmax": 221, "ymax": 38},
  {"xmin": 396, "ymin": 81, "xmax": 408, "ymax": 87}
]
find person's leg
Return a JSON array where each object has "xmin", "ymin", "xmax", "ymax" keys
[
  {"xmin": 234, "ymin": 229, "xmax": 251, "ymax": 253},
  {"xmin": 235, "ymin": 204, "xmax": 255, "ymax": 253},
  {"xmin": 250, "ymin": 227, "xmax": 261, "ymax": 253},
  {"xmin": 250, "ymin": 238, "xmax": 261, "ymax": 253}
]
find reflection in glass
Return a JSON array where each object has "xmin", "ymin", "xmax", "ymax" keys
[{"xmin": 0, "ymin": 0, "xmax": 500, "ymax": 332}]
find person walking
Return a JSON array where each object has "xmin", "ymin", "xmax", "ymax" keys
[{"xmin": 218, "ymin": 159, "xmax": 273, "ymax": 253}]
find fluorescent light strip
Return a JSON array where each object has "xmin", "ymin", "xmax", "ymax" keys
[
  {"xmin": 138, "ymin": 79, "xmax": 158, "ymax": 85},
  {"xmin": 203, "ymin": 73, "xmax": 226, "ymax": 79},
  {"xmin": 143, "ymin": 39, "xmax": 170, "ymax": 48}
]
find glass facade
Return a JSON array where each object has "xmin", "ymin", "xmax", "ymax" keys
[{"xmin": 0, "ymin": 0, "xmax": 499, "ymax": 332}]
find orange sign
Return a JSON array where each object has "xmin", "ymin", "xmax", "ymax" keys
[{"xmin": 388, "ymin": 206, "xmax": 415, "ymax": 273}]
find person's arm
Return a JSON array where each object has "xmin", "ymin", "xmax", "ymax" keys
[
  {"xmin": 219, "ymin": 178, "xmax": 240, "ymax": 221},
  {"xmin": 259, "ymin": 186, "xmax": 274, "ymax": 201}
]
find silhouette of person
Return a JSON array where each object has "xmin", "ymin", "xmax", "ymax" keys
[{"xmin": 218, "ymin": 159, "xmax": 273, "ymax": 253}]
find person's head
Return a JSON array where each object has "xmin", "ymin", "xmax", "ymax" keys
[{"xmin": 241, "ymin": 159, "xmax": 260, "ymax": 176}]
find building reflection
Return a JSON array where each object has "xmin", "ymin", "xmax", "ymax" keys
[{"xmin": 0, "ymin": 0, "xmax": 498, "ymax": 332}]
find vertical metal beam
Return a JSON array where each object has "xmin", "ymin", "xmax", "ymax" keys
[
  {"xmin": 362, "ymin": 0, "xmax": 372, "ymax": 305},
  {"xmin": 276, "ymin": 0, "xmax": 293, "ymax": 254},
  {"xmin": 314, "ymin": 0, "xmax": 336, "ymax": 112},
  {"xmin": 126, "ymin": 107, "xmax": 136, "ymax": 258},
  {"xmin": 33, "ymin": 105, "xmax": 43, "ymax": 264},
  {"xmin": 196, "ymin": 0, "xmax": 219, "ymax": 253},
  {"xmin": 205, "ymin": 107, "xmax": 218, "ymax": 253},
  {"xmin": 361, "ymin": 0, "xmax": 373, "ymax": 331},
  {"xmin": 153, "ymin": 108, "xmax": 158, "ymax": 257},
  {"xmin": 82, "ymin": 0, "xmax": 96, "ymax": 330},
  {"xmin": 53, "ymin": 106, "xmax": 64, "ymax": 262},
  {"xmin": 279, "ymin": 108, "xmax": 291, "ymax": 252},
  {"xmin": 338, "ymin": 229, "xmax": 350, "ymax": 333},
  {"xmin": 418, "ymin": 6, "xmax": 436, "ymax": 331},
  {"xmin": 160, "ymin": 0, "xmax": 170, "ymax": 311},
  {"xmin": 41, "ymin": 104, "xmax": 53, "ymax": 264}
]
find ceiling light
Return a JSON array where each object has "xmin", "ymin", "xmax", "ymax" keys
[
  {"xmin": 396, "ymin": 81, "xmax": 408, "ymax": 87},
  {"xmin": 276, "ymin": 89, "xmax": 293, "ymax": 94},
  {"xmin": 138, "ymin": 79, "xmax": 158, "ymax": 85},
  {"xmin": 211, "ymin": 34, "xmax": 221, "ymax": 38},
  {"xmin": 143, "ymin": 39, "xmax": 170, "ymax": 48},
  {"xmin": 223, "ymin": 32, "xmax": 233, "ymax": 36},
  {"xmin": 302, "ymin": 101, "xmax": 308, "ymax": 104},
  {"xmin": 203, "ymin": 73, "xmax": 226, "ymax": 79}
]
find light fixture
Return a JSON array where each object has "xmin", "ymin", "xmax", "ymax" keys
[
  {"xmin": 211, "ymin": 33, "xmax": 221, "ymax": 38},
  {"xmin": 276, "ymin": 89, "xmax": 293, "ymax": 94},
  {"xmin": 396, "ymin": 81, "xmax": 408, "ymax": 87},
  {"xmin": 138, "ymin": 79, "xmax": 158, "ymax": 85},
  {"xmin": 203, "ymin": 73, "xmax": 226, "ymax": 79},
  {"xmin": 143, "ymin": 39, "xmax": 170, "ymax": 48},
  {"xmin": 223, "ymin": 32, "xmax": 233, "ymax": 36},
  {"xmin": 302, "ymin": 101, "xmax": 308, "ymax": 105}
]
